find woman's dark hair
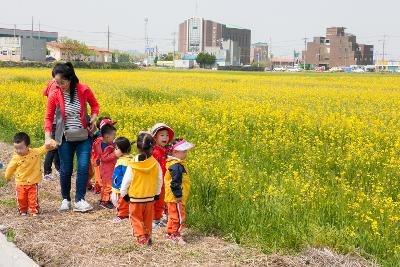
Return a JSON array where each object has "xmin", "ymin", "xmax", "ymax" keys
[
  {"xmin": 52, "ymin": 62, "xmax": 79, "ymax": 102},
  {"xmin": 114, "ymin": 137, "xmax": 132, "ymax": 154},
  {"xmin": 136, "ymin": 132, "xmax": 154, "ymax": 158},
  {"xmin": 13, "ymin": 132, "xmax": 30, "ymax": 146},
  {"xmin": 100, "ymin": 124, "xmax": 116, "ymax": 137}
]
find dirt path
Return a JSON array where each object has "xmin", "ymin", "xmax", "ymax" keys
[{"xmin": 0, "ymin": 142, "xmax": 374, "ymax": 267}]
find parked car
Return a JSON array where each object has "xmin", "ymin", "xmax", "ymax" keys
[
  {"xmin": 46, "ymin": 56, "xmax": 56, "ymax": 62},
  {"xmin": 353, "ymin": 68, "xmax": 365, "ymax": 73},
  {"xmin": 286, "ymin": 68, "xmax": 302, "ymax": 72},
  {"xmin": 329, "ymin": 67, "xmax": 344, "ymax": 72}
]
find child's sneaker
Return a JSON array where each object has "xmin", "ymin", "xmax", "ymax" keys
[
  {"xmin": 175, "ymin": 235, "xmax": 186, "ymax": 246},
  {"xmin": 99, "ymin": 201, "xmax": 114, "ymax": 209},
  {"xmin": 147, "ymin": 237, "xmax": 153, "ymax": 246},
  {"xmin": 137, "ymin": 236, "xmax": 148, "ymax": 245},
  {"xmin": 43, "ymin": 174, "xmax": 54, "ymax": 181},
  {"xmin": 165, "ymin": 233, "xmax": 186, "ymax": 245},
  {"xmin": 31, "ymin": 213, "xmax": 38, "ymax": 217},
  {"xmin": 112, "ymin": 216, "xmax": 128, "ymax": 224},
  {"xmin": 20, "ymin": 212, "xmax": 27, "ymax": 216}
]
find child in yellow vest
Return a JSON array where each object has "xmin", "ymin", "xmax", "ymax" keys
[
  {"xmin": 120, "ymin": 132, "xmax": 162, "ymax": 245},
  {"xmin": 5, "ymin": 132, "xmax": 57, "ymax": 216},
  {"xmin": 164, "ymin": 138, "xmax": 195, "ymax": 245}
]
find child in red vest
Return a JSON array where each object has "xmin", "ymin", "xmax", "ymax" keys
[
  {"xmin": 94, "ymin": 119, "xmax": 118, "ymax": 209},
  {"xmin": 91, "ymin": 117, "xmax": 117, "ymax": 194},
  {"xmin": 150, "ymin": 123, "xmax": 174, "ymax": 229}
]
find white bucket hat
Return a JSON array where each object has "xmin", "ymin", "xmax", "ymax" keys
[{"xmin": 150, "ymin": 123, "xmax": 174, "ymax": 143}]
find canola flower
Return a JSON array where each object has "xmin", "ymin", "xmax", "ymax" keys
[{"xmin": 0, "ymin": 68, "xmax": 399, "ymax": 265}]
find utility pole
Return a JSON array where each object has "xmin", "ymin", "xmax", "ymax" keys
[
  {"xmin": 31, "ymin": 16, "xmax": 34, "ymax": 50},
  {"xmin": 144, "ymin": 18, "xmax": 149, "ymax": 56},
  {"xmin": 382, "ymin": 34, "xmax": 386, "ymax": 63},
  {"xmin": 13, "ymin": 24, "xmax": 16, "ymax": 38},
  {"xmin": 303, "ymin": 35, "xmax": 308, "ymax": 70},
  {"xmin": 172, "ymin": 32, "xmax": 177, "ymax": 60},
  {"xmin": 107, "ymin": 25, "xmax": 110, "ymax": 51}
]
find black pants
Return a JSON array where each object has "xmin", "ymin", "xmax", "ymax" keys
[{"xmin": 44, "ymin": 125, "xmax": 60, "ymax": 175}]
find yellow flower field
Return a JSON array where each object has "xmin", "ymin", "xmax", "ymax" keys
[{"xmin": 0, "ymin": 68, "xmax": 399, "ymax": 265}]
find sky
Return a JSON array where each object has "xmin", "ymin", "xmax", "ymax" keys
[{"xmin": 1, "ymin": 0, "xmax": 399, "ymax": 60}]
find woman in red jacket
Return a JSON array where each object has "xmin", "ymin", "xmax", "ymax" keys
[{"xmin": 44, "ymin": 62, "xmax": 99, "ymax": 213}]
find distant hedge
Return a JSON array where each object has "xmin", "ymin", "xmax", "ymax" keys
[{"xmin": 0, "ymin": 61, "xmax": 140, "ymax": 69}]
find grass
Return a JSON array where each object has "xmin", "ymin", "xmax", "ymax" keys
[
  {"xmin": 0, "ymin": 198, "xmax": 17, "ymax": 209},
  {"xmin": 6, "ymin": 228, "xmax": 15, "ymax": 242},
  {"xmin": 0, "ymin": 176, "xmax": 6, "ymax": 188}
]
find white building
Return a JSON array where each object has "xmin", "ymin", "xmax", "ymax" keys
[
  {"xmin": 0, "ymin": 37, "xmax": 46, "ymax": 61},
  {"xmin": 47, "ymin": 42, "xmax": 112, "ymax": 62},
  {"xmin": 205, "ymin": 40, "xmax": 240, "ymax": 66}
]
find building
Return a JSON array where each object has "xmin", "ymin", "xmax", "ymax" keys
[
  {"xmin": 304, "ymin": 27, "xmax": 374, "ymax": 68},
  {"xmin": 250, "ymin": 42, "xmax": 269, "ymax": 64},
  {"xmin": 0, "ymin": 37, "xmax": 46, "ymax": 61},
  {"xmin": 178, "ymin": 17, "xmax": 251, "ymax": 64},
  {"xmin": 47, "ymin": 42, "xmax": 112, "ymax": 62},
  {"xmin": 87, "ymin": 46, "xmax": 112, "ymax": 63},
  {"xmin": 272, "ymin": 58, "xmax": 296, "ymax": 69},
  {"xmin": 205, "ymin": 39, "xmax": 240, "ymax": 66},
  {"xmin": 0, "ymin": 27, "xmax": 58, "ymax": 42}
]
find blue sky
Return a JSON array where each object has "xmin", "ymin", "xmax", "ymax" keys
[{"xmin": 1, "ymin": 0, "xmax": 399, "ymax": 59}]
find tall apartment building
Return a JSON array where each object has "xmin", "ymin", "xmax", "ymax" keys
[
  {"xmin": 178, "ymin": 17, "xmax": 251, "ymax": 64},
  {"xmin": 304, "ymin": 27, "xmax": 373, "ymax": 68}
]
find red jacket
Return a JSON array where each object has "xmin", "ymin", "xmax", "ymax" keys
[
  {"xmin": 94, "ymin": 141, "xmax": 118, "ymax": 180},
  {"xmin": 43, "ymin": 79, "xmax": 57, "ymax": 97},
  {"xmin": 44, "ymin": 83, "xmax": 100, "ymax": 132},
  {"xmin": 152, "ymin": 145, "xmax": 168, "ymax": 176}
]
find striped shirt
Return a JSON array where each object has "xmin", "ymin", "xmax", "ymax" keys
[{"xmin": 64, "ymin": 89, "xmax": 83, "ymax": 130}]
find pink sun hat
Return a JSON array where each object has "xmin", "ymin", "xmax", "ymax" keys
[{"xmin": 171, "ymin": 139, "xmax": 195, "ymax": 151}]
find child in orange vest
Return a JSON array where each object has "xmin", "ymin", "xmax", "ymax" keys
[
  {"xmin": 150, "ymin": 123, "xmax": 174, "ymax": 228},
  {"xmin": 110, "ymin": 137, "xmax": 133, "ymax": 223},
  {"xmin": 5, "ymin": 132, "xmax": 56, "ymax": 216},
  {"xmin": 164, "ymin": 138, "xmax": 195, "ymax": 245},
  {"xmin": 120, "ymin": 132, "xmax": 162, "ymax": 245}
]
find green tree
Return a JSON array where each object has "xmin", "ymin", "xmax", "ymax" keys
[
  {"xmin": 59, "ymin": 38, "xmax": 92, "ymax": 61},
  {"xmin": 196, "ymin": 52, "xmax": 216, "ymax": 68}
]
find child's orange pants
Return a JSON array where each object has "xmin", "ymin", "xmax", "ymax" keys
[
  {"xmin": 129, "ymin": 202, "xmax": 154, "ymax": 238},
  {"xmin": 91, "ymin": 159, "xmax": 102, "ymax": 192},
  {"xmin": 166, "ymin": 202, "xmax": 186, "ymax": 235},
  {"xmin": 16, "ymin": 184, "xmax": 40, "ymax": 215},
  {"xmin": 154, "ymin": 183, "xmax": 165, "ymax": 220},
  {"xmin": 100, "ymin": 176, "xmax": 112, "ymax": 202},
  {"xmin": 116, "ymin": 193, "xmax": 129, "ymax": 218}
]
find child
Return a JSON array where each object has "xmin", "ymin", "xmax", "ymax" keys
[
  {"xmin": 94, "ymin": 120, "xmax": 118, "ymax": 209},
  {"xmin": 150, "ymin": 123, "xmax": 174, "ymax": 228},
  {"xmin": 110, "ymin": 137, "xmax": 133, "ymax": 223},
  {"xmin": 90, "ymin": 116, "xmax": 115, "ymax": 194},
  {"xmin": 5, "ymin": 132, "xmax": 56, "ymax": 216},
  {"xmin": 164, "ymin": 138, "xmax": 195, "ymax": 245},
  {"xmin": 120, "ymin": 132, "xmax": 162, "ymax": 245}
]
